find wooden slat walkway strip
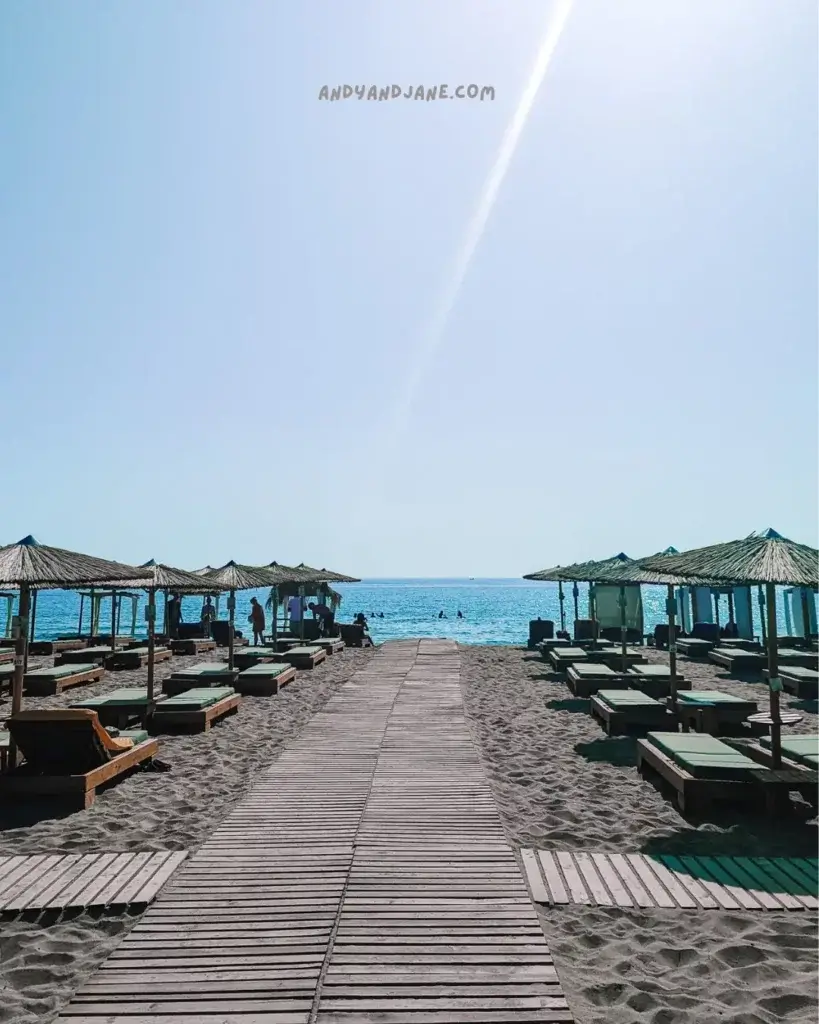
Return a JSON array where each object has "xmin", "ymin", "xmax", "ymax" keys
[
  {"xmin": 520, "ymin": 848, "xmax": 819, "ymax": 911},
  {"xmin": 0, "ymin": 851, "xmax": 188, "ymax": 914},
  {"xmin": 57, "ymin": 638, "xmax": 576, "ymax": 1024}
]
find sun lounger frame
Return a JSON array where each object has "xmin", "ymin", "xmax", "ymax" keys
[
  {"xmin": 106, "ymin": 647, "xmax": 172, "ymax": 670},
  {"xmin": 0, "ymin": 738, "xmax": 158, "ymax": 810},
  {"xmin": 590, "ymin": 693, "xmax": 673, "ymax": 736},
  {"xmin": 162, "ymin": 666, "xmax": 240, "ymax": 696},
  {"xmin": 233, "ymin": 649, "xmax": 278, "ymax": 671},
  {"xmin": 565, "ymin": 664, "xmax": 631, "ymax": 697},
  {"xmin": 626, "ymin": 668, "xmax": 691, "ymax": 700},
  {"xmin": 270, "ymin": 647, "xmax": 327, "ymax": 670},
  {"xmin": 309, "ymin": 637, "xmax": 345, "ymax": 655},
  {"xmin": 676, "ymin": 638, "xmax": 715, "ymax": 658},
  {"xmin": 762, "ymin": 667, "xmax": 819, "ymax": 700},
  {"xmin": 588, "ymin": 648, "xmax": 648, "ymax": 671},
  {"xmin": 672, "ymin": 694, "xmax": 760, "ymax": 735},
  {"xmin": 708, "ymin": 648, "xmax": 765, "ymax": 672},
  {"xmin": 24, "ymin": 665, "xmax": 105, "ymax": 696},
  {"xmin": 150, "ymin": 693, "xmax": 241, "ymax": 732},
  {"xmin": 0, "ymin": 650, "xmax": 12, "ymax": 666},
  {"xmin": 29, "ymin": 639, "xmax": 86, "ymax": 656},
  {"xmin": 637, "ymin": 736, "xmax": 816, "ymax": 816},
  {"xmin": 235, "ymin": 664, "xmax": 297, "ymax": 696},
  {"xmin": 170, "ymin": 639, "xmax": 217, "ymax": 656}
]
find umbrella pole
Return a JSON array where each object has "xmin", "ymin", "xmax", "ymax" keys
[
  {"xmin": 228, "ymin": 588, "xmax": 236, "ymax": 671},
  {"xmin": 558, "ymin": 582, "xmax": 565, "ymax": 632},
  {"xmin": 9, "ymin": 582, "xmax": 31, "ymax": 769},
  {"xmin": 25, "ymin": 589, "xmax": 37, "ymax": 672},
  {"xmin": 765, "ymin": 582, "xmax": 782, "ymax": 768},
  {"xmin": 800, "ymin": 589, "xmax": 812, "ymax": 644},
  {"xmin": 78, "ymin": 594, "xmax": 85, "ymax": 638},
  {"xmin": 572, "ymin": 583, "xmax": 579, "ymax": 636},
  {"xmin": 727, "ymin": 589, "xmax": 735, "ymax": 628},
  {"xmin": 758, "ymin": 586, "xmax": 766, "ymax": 646},
  {"xmin": 667, "ymin": 585, "xmax": 678, "ymax": 715},
  {"xmin": 619, "ymin": 586, "xmax": 627, "ymax": 673},
  {"xmin": 272, "ymin": 587, "xmax": 278, "ymax": 647},
  {"xmin": 299, "ymin": 586, "xmax": 305, "ymax": 643},
  {"xmin": 89, "ymin": 587, "xmax": 96, "ymax": 638},
  {"xmin": 589, "ymin": 584, "xmax": 597, "ymax": 637},
  {"xmin": 111, "ymin": 589, "xmax": 117, "ymax": 654},
  {"xmin": 146, "ymin": 588, "xmax": 156, "ymax": 720},
  {"xmin": 713, "ymin": 591, "xmax": 720, "ymax": 632}
]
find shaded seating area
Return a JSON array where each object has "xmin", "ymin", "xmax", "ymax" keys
[
  {"xmin": 23, "ymin": 662, "xmax": 105, "ymax": 696},
  {"xmin": 566, "ymin": 663, "xmax": 630, "ymax": 697},
  {"xmin": 673, "ymin": 690, "xmax": 760, "ymax": 735},
  {"xmin": 233, "ymin": 647, "xmax": 278, "ymax": 672},
  {"xmin": 676, "ymin": 638, "xmax": 716, "ymax": 658},
  {"xmin": 162, "ymin": 662, "xmax": 239, "ymax": 696},
  {"xmin": 150, "ymin": 687, "xmax": 240, "ymax": 732},
  {"xmin": 106, "ymin": 646, "xmax": 172, "ymax": 670},
  {"xmin": 627, "ymin": 664, "xmax": 690, "ymax": 700},
  {"xmin": 170, "ymin": 638, "xmax": 216, "ymax": 656},
  {"xmin": 236, "ymin": 663, "xmax": 297, "ymax": 695},
  {"xmin": 765, "ymin": 666, "xmax": 819, "ymax": 700},
  {"xmin": 0, "ymin": 709, "xmax": 158, "ymax": 809},
  {"xmin": 590, "ymin": 689, "xmax": 671, "ymax": 735},
  {"xmin": 549, "ymin": 647, "xmax": 588, "ymax": 673},
  {"xmin": 588, "ymin": 646, "xmax": 647, "ymax": 670},
  {"xmin": 56, "ymin": 645, "xmax": 122, "ymax": 666},
  {"xmin": 29, "ymin": 638, "xmax": 87, "ymax": 656},
  {"xmin": 760, "ymin": 734, "xmax": 819, "ymax": 769},
  {"xmin": 777, "ymin": 648, "xmax": 819, "ymax": 671},
  {"xmin": 269, "ymin": 645, "xmax": 327, "ymax": 670},
  {"xmin": 637, "ymin": 731, "xmax": 817, "ymax": 816}
]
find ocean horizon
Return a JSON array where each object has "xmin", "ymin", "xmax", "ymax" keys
[{"xmin": 5, "ymin": 577, "xmax": 798, "ymax": 647}]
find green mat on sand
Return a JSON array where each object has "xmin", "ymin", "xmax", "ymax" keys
[
  {"xmin": 72, "ymin": 688, "xmax": 156, "ymax": 708},
  {"xmin": 647, "ymin": 731, "xmax": 768, "ymax": 777},
  {"xmin": 597, "ymin": 689, "xmax": 661, "ymax": 706},
  {"xmin": 27, "ymin": 663, "xmax": 99, "ymax": 678},
  {"xmin": 171, "ymin": 662, "xmax": 235, "ymax": 677},
  {"xmin": 630, "ymin": 665, "xmax": 675, "ymax": 677},
  {"xmin": 285, "ymin": 647, "xmax": 321, "ymax": 656},
  {"xmin": 552, "ymin": 648, "xmax": 587, "ymax": 660},
  {"xmin": 571, "ymin": 663, "xmax": 616, "ymax": 677},
  {"xmin": 778, "ymin": 667, "xmax": 818, "ymax": 679},
  {"xmin": 677, "ymin": 690, "xmax": 748, "ymax": 705},
  {"xmin": 240, "ymin": 663, "xmax": 291, "ymax": 676},
  {"xmin": 154, "ymin": 686, "xmax": 235, "ymax": 712},
  {"xmin": 760, "ymin": 734, "xmax": 819, "ymax": 767}
]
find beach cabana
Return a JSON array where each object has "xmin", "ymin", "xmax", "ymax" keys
[
  {"xmin": 641, "ymin": 528, "xmax": 819, "ymax": 768},
  {"xmin": 201, "ymin": 562, "xmax": 276, "ymax": 670},
  {"xmin": 552, "ymin": 555, "xmax": 638, "ymax": 665},
  {"xmin": 285, "ymin": 564, "xmax": 360, "ymax": 642},
  {"xmin": 523, "ymin": 561, "xmax": 601, "ymax": 632},
  {"xmin": 0, "ymin": 536, "xmax": 152, "ymax": 767}
]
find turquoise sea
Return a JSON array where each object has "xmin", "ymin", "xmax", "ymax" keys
[{"xmin": 6, "ymin": 578, "xmax": 795, "ymax": 646}]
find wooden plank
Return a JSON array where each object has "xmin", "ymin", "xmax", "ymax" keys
[
  {"xmin": 623, "ymin": 855, "xmax": 675, "ymax": 909},
  {"xmin": 677, "ymin": 857, "xmax": 742, "ymax": 911},
  {"xmin": 587, "ymin": 855, "xmax": 633, "ymax": 908},
  {"xmin": 657, "ymin": 856, "xmax": 719, "ymax": 909},
  {"xmin": 572, "ymin": 852, "xmax": 615, "ymax": 906},
  {"xmin": 554, "ymin": 851, "xmax": 590, "ymax": 905},
  {"xmin": 606, "ymin": 854, "xmax": 655, "ymax": 909},
  {"xmin": 536, "ymin": 852, "xmax": 569, "ymax": 905},
  {"xmin": 116, "ymin": 852, "xmax": 187, "ymax": 906},
  {"xmin": 2, "ymin": 854, "xmax": 67, "ymax": 911},
  {"xmin": 682, "ymin": 857, "xmax": 763, "ymax": 912},
  {"xmin": 725, "ymin": 858, "xmax": 800, "ymax": 910},
  {"xmin": 639, "ymin": 856, "xmax": 697, "ymax": 909}
]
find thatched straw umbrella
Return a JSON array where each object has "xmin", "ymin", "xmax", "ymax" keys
[
  {"xmin": 93, "ymin": 560, "xmax": 218, "ymax": 708},
  {"xmin": 641, "ymin": 528, "xmax": 819, "ymax": 766},
  {"xmin": 261, "ymin": 563, "xmax": 314, "ymax": 645},
  {"xmin": 523, "ymin": 561, "xmax": 600, "ymax": 632},
  {"xmin": 201, "ymin": 562, "xmax": 275, "ymax": 669},
  {"xmin": 0, "ymin": 536, "xmax": 152, "ymax": 766},
  {"xmin": 556, "ymin": 555, "xmax": 634, "ymax": 668},
  {"xmin": 288, "ymin": 565, "xmax": 360, "ymax": 642}
]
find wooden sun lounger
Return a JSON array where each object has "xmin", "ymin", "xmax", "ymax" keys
[
  {"xmin": 309, "ymin": 637, "xmax": 345, "ymax": 656},
  {"xmin": 538, "ymin": 638, "xmax": 572, "ymax": 658},
  {"xmin": 24, "ymin": 663, "xmax": 105, "ymax": 696},
  {"xmin": 763, "ymin": 666, "xmax": 819, "ymax": 700},
  {"xmin": 672, "ymin": 690, "xmax": 759, "ymax": 735},
  {"xmin": 637, "ymin": 731, "xmax": 817, "ymax": 816},
  {"xmin": 236, "ymin": 663, "xmax": 297, "ymax": 696},
  {"xmin": 56, "ymin": 646, "xmax": 122, "ymax": 666},
  {"xmin": 719, "ymin": 638, "xmax": 761, "ymax": 652},
  {"xmin": 29, "ymin": 638, "xmax": 87, "ymax": 656},
  {"xmin": 150, "ymin": 687, "xmax": 240, "ymax": 732},
  {"xmin": 573, "ymin": 638, "xmax": 615, "ymax": 651},
  {"xmin": 776, "ymin": 648, "xmax": 819, "ymax": 671},
  {"xmin": 590, "ymin": 689, "xmax": 673, "ymax": 735},
  {"xmin": 0, "ymin": 650, "xmax": 14, "ymax": 665},
  {"xmin": 627, "ymin": 664, "xmax": 691, "ymax": 700},
  {"xmin": 759, "ymin": 734, "xmax": 819, "ymax": 770},
  {"xmin": 548, "ymin": 647, "xmax": 588, "ymax": 672},
  {"xmin": 676, "ymin": 638, "xmax": 715, "ymax": 658},
  {"xmin": 0, "ymin": 709, "xmax": 158, "ymax": 809},
  {"xmin": 106, "ymin": 646, "xmax": 172, "ymax": 670},
  {"xmin": 589, "ymin": 647, "xmax": 647, "ymax": 671},
  {"xmin": 233, "ymin": 648, "xmax": 278, "ymax": 671},
  {"xmin": 170, "ymin": 638, "xmax": 217, "ymax": 656},
  {"xmin": 269, "ymin": 645, "xmax": 327, "ymax": 670},
  {"xmin": 566, "ymin": 663, "xmax": 631, "ymax": 697},
  {"xmin": 0, "ymin": 664, "xmax": 13, "ymax": 696},
  {"xmin": 88, "ymin": 635, "xmax": 136, "ymax": 647},
  {"xmin": 162, "ymin": 662, "xmax": 240, "ymax": 697},
  {"xmin": 71, "ymin": 688, "xmax": 168, "ymax": 729},
  {"xmin": 708, "ymin": 647, "xmax": 766, "ymax": 673}
]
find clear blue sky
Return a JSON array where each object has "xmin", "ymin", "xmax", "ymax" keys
[{"xmin": 2, "ymin": 0, "xmax": 816, "ymax": 577}]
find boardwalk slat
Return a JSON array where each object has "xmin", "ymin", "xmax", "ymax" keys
[
  {"xmin": 658, "ymin": 855, "xmax": 719, "ymax": 909},
  {"xmin": 623, "ymin": 855, "xmax": 675, "ymax": 909},
  {"xmin": 678, "ymin": 856, "xmax": 742, "ymax": 911}
]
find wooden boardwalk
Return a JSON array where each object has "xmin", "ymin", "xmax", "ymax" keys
[
  {"xmin": 521, "ymin": 848, "xmax": 819, "ymax": 912},
  {"xmin": 0, "ymin": 851, "xmax": 187, "ymax": 914},
  {"xmin": 57, "ymin": 639, "xmax": 574, "ymax": 1024}
]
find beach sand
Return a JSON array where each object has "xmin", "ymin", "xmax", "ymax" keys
[
  {"xmin": 460, "ymin": 643, "xmax": 818, "ymax": 1024},
  {"xmin": 0, "ymin": 643, "xmax": 374, "ymax": 1024}
]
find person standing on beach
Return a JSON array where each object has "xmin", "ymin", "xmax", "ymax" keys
[
  {"xmin": 308, "ymin": 600, "xmax": 335, "ymax": 636},
  {"xmin": 248, "ymin": 597, "xmax": 266, "ymax": 646},
  {"xmin": 200, "ymin": 596, "xmax": 216, "ymax": 638},
  {"xmin": 287, "ymin": 593, "xmax": 305, "ymax": 636},
  {"xmin": 167, "ymin": 593, "xmax": 182, "ymax": 639}
]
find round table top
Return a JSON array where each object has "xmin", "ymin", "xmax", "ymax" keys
[{"xmin": 746, "ymin": 710, "xmax": 803, "ymax": 727}]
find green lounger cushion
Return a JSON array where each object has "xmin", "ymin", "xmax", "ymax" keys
[
  {"xmin": 760, "ymin": 734, "xmax": 819, "ymax": 766},
  {"xmin": 240, "ymin": 664, "xmax": 292, "ymax": 676},
  {"xmin": 598, "ymin": 689, "xmax": 661, "ymax": 706},
  {"xmin": 712, "ymin": 647, "xmax": 761, "ymax": 659},
  {"xmin": 155, "ymin": 686, "xmax": 235, "ymax": 711},
  {"xmin": 630, "ymin": 665, "xmax": 675, "ymax": 677},
  {"xmin": 571, "ymin": 664, "xmax": 617, "ymax": 677},
  {"xmin": 286, "ymin": 646, "xmax": 322, "ymax": 656},
  {"xmin": 677, "ymin": 690, "xmax": 748, "ymax": 705},
  {"xmin": 77, "ymin": 647, "xmax": 117, "ymax": 656},
  {"xmin": 553, "ymin": 648, "xmax": 587, "ymax": 659},
  {"xmin": 647, "ymin": 731, "xmax": 768, "ymax": 776},
  {"xmin": 76, "ymin": 688, "xmax": 156, "ymax": 706},
  {"xmin": 118, "ymin": 728, "xmax": 149, "ymax": 744},
  {"xmin": 171, "ymin": 662, "xmax": 234, "ymax": 677},
  {"xmin": 0, "ymin": 730, "xmax": 8, "ymax": 749},
  {"xmin": 28, "ymin": 663, "xmax": 99, "ymax": 678},
  {"xmin": 780, "ymin": 667, "xmax": 818, "ymax": 679}
]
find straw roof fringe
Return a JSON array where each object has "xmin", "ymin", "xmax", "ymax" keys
[
  {"xmin": 555, "ymin": 553, "xmax": 633, "ymax": 583},
  {"xmin": 204, "ymin": 561, "xmax": 276, "ymax": 591},
  {"xmin": 293, "ymin": 563, "xmax": 360, "ymax": 583},
  {"xmin": 0, "ymin": 536, "xmax": 153, "ymax": 588},
  {"xmin": 640, "ymin": 528, "xmax": 819, "ymax": 588},
  {"xmin": 90, "ymin": 561, "xmax": 221, "ymax": 593}
]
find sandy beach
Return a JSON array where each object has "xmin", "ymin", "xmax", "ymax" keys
[
  {"xmin": 460, "ymin": 643, "xmax": 818, "ymax": 1024},
  {"xmin": 1, "ymin": 639, "xmax": 817, "ymax": 1024}
]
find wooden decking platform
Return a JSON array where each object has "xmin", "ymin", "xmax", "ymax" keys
[
  {"xmin": 520, "ymin": 848, "xmax": 818, "ymax": 912},
  {"xmin": 0, "ymin": 851, "xmax": 187, "ymax": 915},
  {"xmin": 57, "ymin": 639, "xmax": 574, "ymax": 1024}
]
